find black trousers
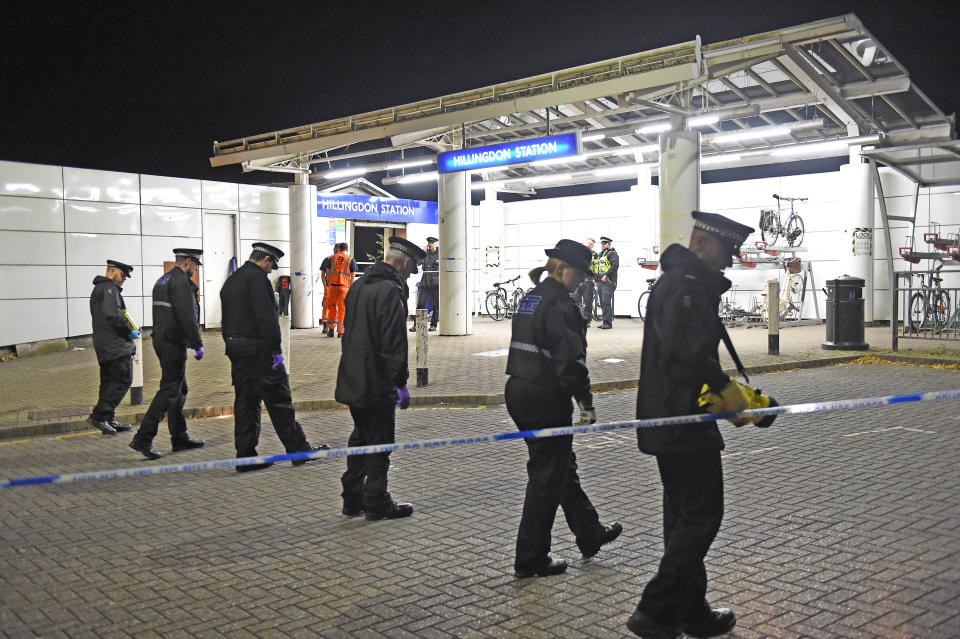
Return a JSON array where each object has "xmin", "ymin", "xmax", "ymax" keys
[
  {"xmin": 597, "ymin": 279, "xmax": 616, "ymax": 324},
  {"xmin": 572, "ymin": 279, "xmax": 595, "ymax": 320},
  {"xmin": 506, "ymin": 377, "xmax": 603, "ymax": 572},
  {"xmin": 134, "ymin": 341, "xmax": 188, "ymax": 444},
  {"xmin": 229, "ymin": 355, "xmax": 309, "ymax": 457},
  {"xmin": 340, "ymin": 401, "xmax": 396, "ymax": 510},
  {"xmin": 91, "ymin": 356, "xmax": 133, "ymax": 422},
  {"xmin": 638, "ymin": 451, "xmax": 724, "ymax": 626},
  {"xmin": 415, "ymin": 285, "xmax": 439, "ymax": 327}
]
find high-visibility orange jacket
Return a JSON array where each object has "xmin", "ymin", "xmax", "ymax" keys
[{"xmin": 329, "ymin": 252, "xmax": 355, "ymax": 286}]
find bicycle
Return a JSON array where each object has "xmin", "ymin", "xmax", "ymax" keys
[
  {"xmin": 759, "ymin": 193, "xmax": 807, "ymax": 247},
  {"xmin": 906, "ymin": 269, "xmax": 950, "ymax": 333},
  {"xmin": 636, "ymin": 277, "xmax": 657, "ymax": 321},
  {"xmin": 485, "ymin": 275, "xmax": 520, "ymax": 321},
  {"xmin": 760, "ymin": 271, "xmax": 804, "ymax": 326}
]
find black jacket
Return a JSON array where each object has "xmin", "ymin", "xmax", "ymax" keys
[
  {"xmin": 505, "ymin": 276, "xmax": 592, "ymax": 405},
  {"xmin": 635, "ymin": 244, "xmax": 731, "ymax": 455},
  {"xmin": 90, "ymin": 275, "xmax": 135, "ymax": 363},
  {"xmin": 219, "ymin": 261, "xmax": 282, "ymax": 355},
  {"xmin": 597, "ymin": 247, "xmax": 620, "ymax": 285},
  {"xmin": 335, "ymin": 261, "xmax": 409, "ymax": 407},
  {"xmin": 151, "ymin": 266, "xmax": 202, "ymax": 349},
  {"xmin": 420, "ymin": 248, "xmax": 439, "ymax": 288}
]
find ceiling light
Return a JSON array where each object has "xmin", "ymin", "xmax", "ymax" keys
[
  {"xmin": 595, "ymin": 165, "xmax": 642, "ymax": 177},
  {"xmin": 701, "ymin": 154, "xmax": 741, "ymax": 165},
  {"xmin": 712, "ymin": 126, "xmax": 792, "ymax": 144},
  {"xmin": 385, "ymin": 158, "xmax": 434, "ymax": 170},
  {"xmin": 614, "ymin": 144, "xmax": 658, "ymax": 156},
  {"xmin": 770, "ymin": 140, "xmax": 850, "ymax": 157},
  {"xmin": 636, "ymin": 122, "xmax": 672, "ymax": 135},
  {"xmin": 532, "ymin": 154, "xmax": 590, "ymax": 167},
  {"xmin": 688, "ymin": 115, "xmax": 720, "ymax": 128},
  {"xmin": 323, "ymin": 167, "xmax": 369, "ymax": 179},
  {"xmin": 581, "ymin": 133, "xmax": 605, "ymax": 142},
  {"xmin": 397, "ymin": 172, "xmax": 439, "ymax": 184}
]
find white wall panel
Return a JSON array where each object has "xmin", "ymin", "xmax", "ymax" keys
[
  {"xmin": 0, "ymin": 299, "xmax": 67, "ymax": 345},
  {"xmin": 64, "ymin": 201, "xmax": 140, "ymax": 234},
  {"xmin": 66, "ymin": 233, "xmax": 141, "ymax": 266},
  {"xmin": 0, "ymin": 231, "xmax": 65, "ymax": 265},
  {"xmin": 240, "ymin": 184, "xmax": 289, "ymax": 214},
  {"xmin": 67, "ymin": 264, "xmax": 145, "ymax": 298},
  {"xmin": 141, "ymin": 205, "xmax": 202, "ymax": 237},
  {"xmin": 63, "ymin": 167, "xmax": 139, "ymax": 203},
  {"xmin": 142, "ymin": 236, "xmax": 201, "ymax": 265},
  {"xmin": 0, "ymin": 265, "xmax": 66, "ymax": 299},
  {"xmin": 239, "ymin": 211, "xmax": 288, "ymax": 241},
  {"xmin": 0, "ymin": 160, "xmax": 62, "ymax": 199},
  {"xmin": 201, "ymin": 180, "xmax": 239, "ymax": 211},
  {"xmin": 0, "ymin": 195, "xmax": 64, "ymax": 232},
  {"xmin": 140, "ymin": 174, "xmax": 202, "ymax": 208},
  {"xmin": 66, "ymin": 297, "xmax": 92, "ymax": 337}
]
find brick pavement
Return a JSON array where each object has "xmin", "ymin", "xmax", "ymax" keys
[
  {"xmin": 0, "ymin": 363, "xmax": 958, "ymax": 637},
  {"xmin": 3, "ymin": 317, "xmax": 958, "ymax": 439}
]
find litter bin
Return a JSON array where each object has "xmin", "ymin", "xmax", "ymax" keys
[{"xmin": 822, "ymin": 275, "xmax": 869, "ymax": 350}]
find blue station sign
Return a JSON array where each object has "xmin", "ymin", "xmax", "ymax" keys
[
  {"xmin": 316, "ymin": 194, "xmax": 438, "ymax": 224},
  {"xmin": 437, "ymin": 133, "xmax": 580, "ymax": 173}
]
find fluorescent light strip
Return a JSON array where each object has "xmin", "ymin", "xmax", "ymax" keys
[
  {"xmin": 614, "ymin": 144, "xmax": 659, "ymax": 156},
  {"xmin": 688, "ymin": 115, "xmax": 720, "ymax": 128},
  {"xmin": 701, "ymin": 154, "xmax": 742, "ymax": 165},
  {"xmin": 770, "ymin": 134, "xmax": 879, "ymax": 157},
  {"xmin": 636, "ymin": 122, "xmax": 672, "ymax": 135},
  {"xmin": 712, "ymin": 126, "xmax": 792, "ymax": 144},
  {"xmin": 324, "ymin": 167, "xmax": 369, "ymax": 179},
  {"xmin": 385, "ymin": 158, "xmax": 434, "ymax": 170},
  {"xmin": 581, "ymin": 133, "xmax": 605, "ymax": 142},
  {"xmin": 397, "ymin": 172, "xmax": 439, "ymax": 184}
]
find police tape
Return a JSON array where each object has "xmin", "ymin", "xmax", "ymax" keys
[{"xmin": 2, "ymin": 388, "xmax": 958, "ymax": 489}]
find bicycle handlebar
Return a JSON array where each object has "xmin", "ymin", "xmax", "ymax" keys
[
  {"xmin": 493, "ymin": 274, "xmax": 521, "ymax": 287},
  {"xmin": 772, "ymin": 194, "xmax": 808, "ymax": 203}
]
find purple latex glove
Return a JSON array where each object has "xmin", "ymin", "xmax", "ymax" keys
[
  {"xmin": 396, "ymin": 385, "xmax": 411, "ymax": 410},
  {"xmin": 272, "ymin": 353, "xmax": 284, "ymax": 370},
  {"xmin": 194, "ymin": 347, "xmax": 204, "ymax": 360}
]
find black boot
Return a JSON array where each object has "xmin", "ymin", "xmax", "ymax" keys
[
  {"xmin": 87, "ymin": 416, "xmax": 117, "ymax": 436},
  {"xmin": 364, "ymin": 501, "xmax": 413, "ymax": 521},
  {"xmin": 171, "ymin": 435, "xmax": 205, "ymax": 452},
  {"xmin": 626, "ymin": 609, "xmax": 681, "ymax": 639},
  {"xmin": 129, "ymin": 439, "xmax": 161, "ymax": 460},
  {"xmin": 681, "ymin": 608, "xmax": 736, "ymax": 638},
  {"xmin": 291, "ymin": 443, "xmax": 331, "ymax": 466},
  {"xmin": 580, "ymin": 522, "xmax": 623, "ymax": 558},
  {"xmin": 514, "ymin": 557, "xmax": 568, "ymax": 579},
  {"xmin": 108, "ymin": 418, "xmax": 132, "ymax": 433}
]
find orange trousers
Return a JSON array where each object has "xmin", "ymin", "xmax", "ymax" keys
[{"xmin": 325, "ymin": 284, "xmax": 348, "ymax": 334}]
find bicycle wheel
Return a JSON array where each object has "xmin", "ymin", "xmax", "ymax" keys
[
  {"xmin": 908, "ymin": 292, "xmax": 925, "ymax": 332},
  {"xmin": 759, "ymin": 295, "xmax": 769, "ymax": 328},
  {"xmin": 636, "ymin": 290, "xmax": 650, "ymax": 322},
  {"xmin": 485, "ymin": 291, "xmax": 508, "ymax": 321},
  {"xmin": 760, "ymin": 211, "xmax": 780, "ymax": 245},
  {"xmin": 785, "ymin": 275, "xmax": 804, "ymax": 319},
  {"xmin": 931, "ymin": 290, "xmax": 950, "ymax": 332},
  {"xmin": 508, "ymin": 288, "xmax": 524, "ymax": 319},
  {"xmin": 785, "ymin": 215, "xmax": 805, "ymax": 247}
]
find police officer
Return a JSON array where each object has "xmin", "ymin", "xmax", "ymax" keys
[
  {"xmin": 410, "ymin": 236, "xmax": 439, "ymax": 332},
  {"xmin": 87, "ymin": 260, "xmax": 138, "ymax": 435},
  {"xmin": 129, "ymin": 248, "xmax": 205, "ymax": 460},
  {"xmin": 627, "ymin": 212, "xmax": 775, "ymax": 639},
  {"xmin": 572, "ymin": 237, "xmax": 597, "ymax": 324},
  {"xmin": 595, "ymin": 236, "xmax": 619, "ymax": 329},
  {"xmin": 506, "ymin": 239, "xmax": 622, "ymax": 578},
  {"xmin": 336, "ymin": 237, "xmax": 425, "ymax": 521},
  {"xmin": 220, "ymin": 242, "xmax": 328, "ymax": 472}
]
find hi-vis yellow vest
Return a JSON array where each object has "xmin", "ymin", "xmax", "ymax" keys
[{"xmin": 590, "ymin": 252, "xmax": 610, "ymax": 275}]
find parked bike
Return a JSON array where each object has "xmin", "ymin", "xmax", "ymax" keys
[
  {"xmin": 759, "ymin": 193, "xmax": 807, "ymax": 247},
  {"xmin": 907, "ymin": 269, "xmax": 951, "ymax": 333},
  {"xmin": 636, "ymin": 277, "xmax": 657, "ymax": 321},
  {"xmin": 485, "ymin": 275, "xmax": 531, "ymax": 321}
]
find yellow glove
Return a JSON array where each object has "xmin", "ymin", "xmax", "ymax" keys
[{"xmin": 698, "ymin": 380, "xmax": 777, "ymax": 427}]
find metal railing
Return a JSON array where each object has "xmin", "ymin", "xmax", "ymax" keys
[{"xmin": 892, "ymin": 269, "xmax": 960, "ymax": 350}]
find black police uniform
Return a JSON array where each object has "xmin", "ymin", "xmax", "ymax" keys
[
  {"xmin": 220, "ymin": 260, "xmax": 312, "ymax": 458},
  {"xmin": 596, "ymin": 244, "xmax": 619, "ymax": 326},
  {"xmin": 633, "ymin": 243, "xmax": 733, "ymax": 628},
  {"xmin": 505, "ymin": 275, "xmax": 608, "ymax": 574},
  {"xmin": 89, "ymin": 274, "xmax": 135, "ymax": 425},
  {"xmin": 414, "ymin": 246, "xmax": 440, "ymax": 329},
  {"xmin": 132, "ymin": 266, "xmax": 202, "ymax": 448},
  {"xmin": 335, "ymin": 260, "xmax": 410, "ymax": 514}
]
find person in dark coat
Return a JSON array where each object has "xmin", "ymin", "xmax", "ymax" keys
[
  {"xmin": 87, "ymin": 260, "xmax": 138, "ymax": 435},
  {"xmin": 410, "ymin": 236, "xmax": 440, "ymax": 332},
  {"xmin": 627, "ymin": 211, "xmax": 773, "ymax": 639},
  {"xmin": 220, "ymin": 242, "xmax": 328, "ymax": 472},
  {"xmin": 571, "ymin": 237, "xmax": 597, "ymax": 324},
  {"xmin": 595, "ymin": 236, "xmax": 619, "ymax": 329},
  {"xmin": 336, "ymin": 236, "xmax": 425, "ymax": 521},
  {"xmin": 506, "ymin": 239, "xmax": 622, "ymax": 579},
  {"xmin": 129, "ymin": 248, "xmax": 206, "ymax": 460}
]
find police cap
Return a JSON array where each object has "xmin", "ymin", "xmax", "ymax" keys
[
  {"xmin": 252, "ymin": 242, "xmax": 285, "ymax": 264},
  {"xmin": 599, "ymin": 236, "xmax": 612, "ymax": 244},
  {"xmin": 173, "ymin": 247, "xmax": 203, "ymax": 265},
  {"xmin": 426, "ymin": 236, "xmax": 438, "ymax": 243},
  {"xmin": 545, "ymin": 239, "xmax": 593, "ymax": 275},
  {"xmin": 691, "ymin": 210, "xmax": 755, "ymax": 256},
  {"xmin": 389, "ymin": 237, "xmax": 427, "ymax": 274},
  {"xmin": 106, "ymin": 260, "xmax": 134, "ymax": 277}
]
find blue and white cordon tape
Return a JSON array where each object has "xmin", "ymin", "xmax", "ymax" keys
[{"xmin": 2, "ymin": 389, "xmax": 958, "ymax": 489}]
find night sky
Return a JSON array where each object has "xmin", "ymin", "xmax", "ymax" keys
[{"xmin": 2, "ymin": 0, "xmax": 957, "ymax": 190}]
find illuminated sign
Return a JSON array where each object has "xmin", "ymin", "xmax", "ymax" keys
[
  {"xmin": 316, "ymin": 194, "xmax": 438, "ymax": 224},
  {"xmin": 437, "ymin": 133, "xmax": 580, "ymax": 173}
]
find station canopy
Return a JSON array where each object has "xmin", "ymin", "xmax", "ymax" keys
[{"xmin": 210, "ymin": 14, "xmax": 957, "ymax": 194}]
